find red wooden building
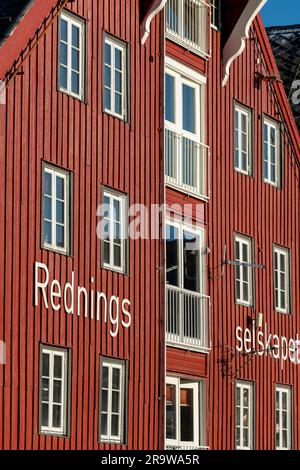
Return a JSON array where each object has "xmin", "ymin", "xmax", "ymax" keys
[
  {"xmin": 0, "ymin": 0, "xmax": 165, "ymax": 450},
  {"xmin": 1, "ymin": 0, "xmax": 300, "ymax": 452}
]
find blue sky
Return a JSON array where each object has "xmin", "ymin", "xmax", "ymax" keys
[{"xmin": 261, "ymin": 0, "xmax": 300, "ymax": 26}]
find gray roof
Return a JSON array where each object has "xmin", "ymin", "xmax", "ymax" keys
[
  {"xmin": 0, "ymin": 0, "xmax": 32, "ymax": 44},
  {"xmin": 267, "ymin": 25, "xmax": 300, "ymax": 131}
]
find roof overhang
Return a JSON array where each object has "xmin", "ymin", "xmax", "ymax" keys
[
  {"xmin": 141, "ymin": 0, "xmax": 167, "ymax": 45},
  {"xmin": 222, "ymin": 0, "xmax": 267, "ymax": 87}
]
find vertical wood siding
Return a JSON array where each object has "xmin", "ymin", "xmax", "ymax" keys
[{"xmin": 0, "ymin": 0, "xmax": 164, "ymax": 450}]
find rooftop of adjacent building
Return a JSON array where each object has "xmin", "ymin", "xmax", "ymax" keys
[{"xmin": 266, "ymin": 24, "xmax": 300, "ymax": 131}]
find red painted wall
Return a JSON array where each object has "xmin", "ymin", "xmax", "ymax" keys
[{"xmin": 0, "ymin": 0, "xmax": 164, "ymax": 450}]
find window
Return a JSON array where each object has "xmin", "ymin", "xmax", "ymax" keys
[
  {"xmin": 166, "ymin": 220, "xmax": 209, "ymax": 349},
  {"xmin": 42, "ymin": 165, "xmax": 71, "ymax": 254},
  {"xmin": 275, "ymin": 385, "xmax": 292, "ymax": 450},
  {"xmin": 104, "ymin": 36, "xmax": 127, "ymax": 120},
  {"xmin": 263, "ymin": 118, "xmax": 281, "ymax": 187},
  {"xmin": 166, "ymin": 377, "xmax": 206, "ymax": 449},
  {"xmin": 234, "ymin": 103, "xmax": 252, "ymax": 175},
  {"xmin": 165, "ymin": 0, "xmax": 210, "ymax": 56},
  {"xmin": 165, "ymin": 58, "xmax": 208, "ymax": 198},
  {"xmin": 100, "ymin": 358, "xmax": 126, "ymax": 444},
  {"xmin": 101, "ymin": 189, "xmax": 127, "ymax": 273},
  {"xmin": 274, "ymin": 246, "xmax": 290, "ymax": 314},
  {"xmin": 39, "ymin": 346, "xmax": 69, "ymax": 436},
  {"xmin": 235, "ymin": 381, "xmax": 254, "ymax": 450},
  {"xmin": 59, "ymin": 12, "xmax": 85, "ymax": 100},
  {"xmin": 234, "ymin": 235, "xmax": 253, "ymax": 306},
  {"xmin": 211, "ymin": 0, "xmax": 221, "ymax": 29}
]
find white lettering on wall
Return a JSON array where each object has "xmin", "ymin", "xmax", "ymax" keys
[{"xmin": 34, "ymin": 262, "xmax": 131, "ymax": 338}]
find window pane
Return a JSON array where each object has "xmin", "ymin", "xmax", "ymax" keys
[
  {"xmin": 101, "ymin": 413, "xmax": 108, "ymax": 435},
  {"xmin": 111, "ymin": 414, "xmax": 119, "ymax": 436},
  {"xmin": 115, "ymin": 49, "xmax": 122, "ymax": 70},
  {"xmin": 72, "ymin": 48, "xmax": 79, "ymax": 72},
  {"xmin": 42, "ymin": 378, "xmax": 49, "ymax": 401},
  {"xmin": 53, "ymin": 380, "xmax": 62, "ymax": 404},
  {"xmin": 183, "ymin": 230, "xmax": 200, "ymax": 292},
  {"xmin": 115, "ymin": 70, "xmax": 122, "ymax": 93},
  {"xmin": 52, "ymin": 404, "xmax": 61, "ymax": 428},
  {"xmin": 56, "ymin": 201, "xmax": 64, "ymax": 224},
  {"xmin": 71, "ymin": 71, "xmax": 79, "ymax": 95},
  {"xmin": 60, "ymin": 19, "xmax": 68, "ymax": 42},
  {"xmin": 104, "ymin": 88, "xmax": 111, "ymax": 110},
  {"xmin": 102, "ymin": 366, "xmax": 109, "ymax": 388},
  {"xmin": 113, "ymin": 244, "xmax": 121, "ymax": 267},
  {"xmin": 112, "ymin": 368, "xmax": 120, "ymax": 390},
  {"xmin": 105, "ymin": 65, "xmax": 111, "ymax": 88},
  {"xmin": 165, "ymin": 74, "xmax": 175, "ymax": 123},
  {"xmin": 101, "ymin": 389, "xmax": 108, "ymax": 412},
  {"xmin": 44, "ymin": 172, "xmax": 52, "ymax": 196},
  {"xmin": 72, "ymin": 25, "xmax": 80, "ymax": 48},
  {"xmin": 112, "ymin": 391, "xmax": 120, "ymax": 413},
  {"xmin": 56, "ymin": 225, "xmax": 65, "ymax": 248},
  {"xmin": 166, "ymin": 225, "xmax": 179, "ymax": 287},
  {"xmin": 44, "ymin": 221, "xmax": 52, "ymax": 244},
  {"xmin": 115, "ymin": 93, "xmax": 122, "ymax": 115},
  {"xmin": 56, "ymin": 177, "xmax": 64, "ymax": 200},
  {"xmin": 182, "ymin": 84, "xmax": 195, "ymax": 133},
  {"xmin": 105, "ymin": 43, "xmax": 111, "ymax": 65},
  {"xmin": 54, "ymin": 355, "xmax": 62, "ymax": 378},
  {"xmin": 60, "ymin": 42, "xmax": 68, "ymax": 66},
  {"xmin": 180, "ymin": 388, "xmax": 194, "ymax": 442},
  {"xmin": 41, "ymin": 403, "xmax": 49, "ymax": 427},
  {"xmin": 103, "ymin": 241, "xmax": 110, "ymax": 264},
  {"xmin": 60, "ymin": 65, "xmax": 68, "ymax": 90},
  {"xmin": 42, "ymin": 353, "xmax": 50, "ymax": 377},
  {"xmin": 44, "ymin": 196, "xmax": 52, "ymax": 221},
  {"xmin": 166, "ymin": 384, "xmax": 177, "ymax": 440}
]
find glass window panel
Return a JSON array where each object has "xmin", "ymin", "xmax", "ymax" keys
[
  {"xmin": 44, "ymin": 173, "xmax": 52, "ymax": 196},
  {"xmin": 54, "ymin": 355, "xmax": 62, "ymax": 379},
  {"xmin": 165, "ymin": 74, "xmax": 175, "ymax": 123},
  {"xmin": 115, "ymin": 71, "xmax": 122, "ymax": 93},
  {"xmin": 112, "ymin": 391, "xmax": 120, "ymax": 413},
  {"xmin": 72, "ymin": 25, "xmax": 80, "ymax": 48},
  {"xmin": 105, "ymin": 43, "xmax": 111, "ymax": 65},
  {"xmin": 111, "ymin": 414, "xmax": 119, "ymax": 436},
  {"xmin": 60, "ymin": 42, "xmax": 68, "ymax": 66},
  {"xmin": 44, "ymin": 221, "xmax": 52, "ymax": 245},
  {"xmin": 112, "ymin": 368, "xmax": 120, "ymax": 390},
  {"xmin": 101, "ymin": 413, "xmax": 108, "ymax": 435},
  {"xmin": 113, "ymin": 199, "xmax": 120, "ymax": 222},
  {"xmin": 105, "ymin": 65, "xmax": 111, "ymax": 88},
  {"xmin": 60, "ymin": 65, "xmax": 68, "ymax": 90},
  {"xmin": 71, "ymin": 71, "xmax": 79, "ymax": 95},
  {"xmin": 56, "ymin": 225, "xmax": 65, "ymax": 248},
  {"xmin": 166, "ymin": 225, "xmax": 179, "ymax": 287},
  {"xmin": 56, "ymin": 177, "xmax": 64, "ymax": 200},
  {"xmin": 41, "ymin": 403, "xmax": 49, "ymax": 427},
  {"xmin": 180, "ymin": 388, "xmax": 194, "ymax": 442},
  {"xmin": 101, "ymin": 389, "xmax": 108, "ymax": 412},
  {"xmin": 52, "ymin": 404, "xmax": 61, "ymax": 428},
  {"xmin": 56, "ymin": 201, "xmax": 64, "ymax": 224},
  {"xmin": 44, "ymin": 197, "xmax": 52, "ymax": 221},
  {"xmin": 42, "ymin": 353, "xmax": 50, "ymax": 377},
  {"xmin": 42, "ymin": 378, "xmax": 49, "ymax": 401},
  {"xmin": 103, "ymin": 241, "xmax": 110, "ymax": 264},
  {"xmin": 60, "ymin": 19, "xmax": 68, "ymax": 43},
  {"xmin": 182, "ymin": 84, "xmax": 195, "ymax": 133},
  {"xmin": 115, "ymin": 49, "xmax": 122, "ymax": 70},
  {"xmin": 53, "ymin": 380, "xmax": 62, "ymax": 404},
  {"xmin": 115, "ymin": 93, "xmax": 122, "ymax": 115},
  {"xmin": 72, "ymin": 48, "xmax": 79, "ymax": 72},
  {"xmin": 113, "ymin": 244, "xmax": 121, "ymax": 267},
  {"xmin": 102, "ymin": 366, "xmax": 109, "ymax": 388},
  {"xmin": 183, "ymin": 230, "xmax": 200, "ymax": 292},
  {"xmin": 104, "ymin": 88, "xmax": 111, "ymax": 110},
  {"xmin": 166, "ymin": 384, "xmax": 177, "ymax": 440}
]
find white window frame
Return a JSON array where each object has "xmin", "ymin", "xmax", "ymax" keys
[
  {"xmin": 40, "ymin": 346, "xmax": 68, "ymax": 436},
  {"xmin": 166, "ymin": 219, "xmax": 205, "ymax": 295},
  {"xmin": 275, "ymin": 385, "xmax": 292, "ymax": 450},
  {"xmin": 273, "ymin": 246, "xmax": 290, "ymax": 314},
  {"xmin": 100, "ymin": 359, "xmax": 126, "ymax": 444},
  {"xmin": 234, "ymin": 103, "xmax": 252, "ymax": 175},
  {"xmin": 166, "ymin": 376, "xmax": 206, "ymax": 449},
  {"xmin": 165, "ymin": 57, "xmax": 207, "ymax": 198},
  {"xmin": 235, "ymin": 381, "xmax": 254, "ymax": 450},
  {"xmin": 59, "ymin": 12, "xmax": 85, "ymax": 100},
  {"xmin": 103, "ymin": 36, "xmax": 127, "ymax": 121},
  {"xmin": 263, "ymin": 118, "xmax": 281, "ymax": 187},
  {"xmin": 234, "ymin": 234, "xmax": 253, "ymax": 306},
  {"xmin": 101, "ymin": 189, "xmax": 127, "ymax": 274},
  {"xmin": 42, "ymin": 165, "xmax": 70, "ymax": 255}
]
